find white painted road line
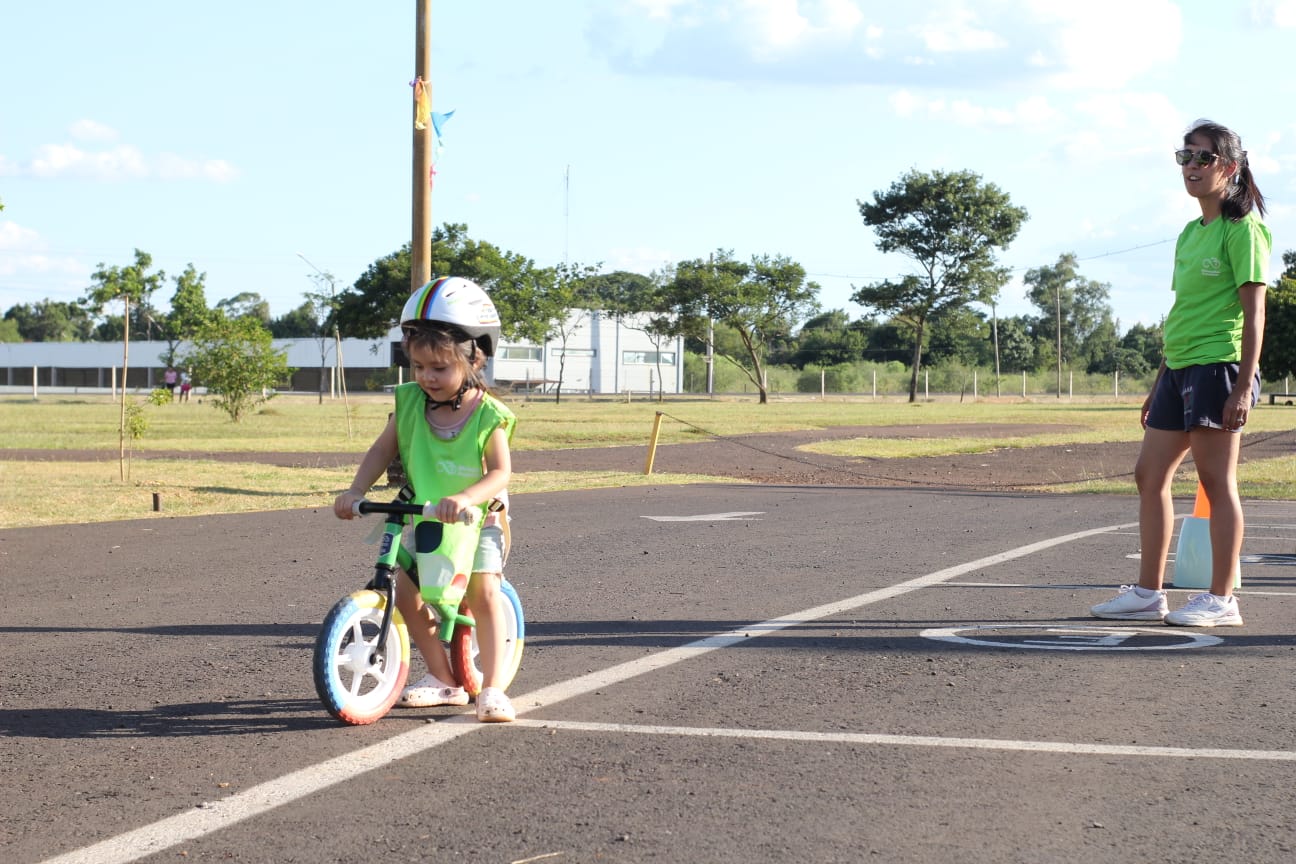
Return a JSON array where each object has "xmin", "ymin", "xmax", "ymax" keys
[
  {"xmin": 512, "ymin": 719, "xmax": 1296, "ymax": 763},
  {"xmin": 945, "ymin": 582, "xmax": 1296, "ymax": 597},
  {"xmin": 39, "ymin": 519, "xmax": 1136, "ymax": 864}
]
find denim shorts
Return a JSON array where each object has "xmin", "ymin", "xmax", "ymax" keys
[
  {"xmin": 1145, "ymin": 363, "xmax": 1259, "ymax": 432},
  {"xmin": 402, "ymin": 524, "xmax": 506, "ymax": 588}
]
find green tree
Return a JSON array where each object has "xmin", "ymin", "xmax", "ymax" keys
[
  {"xmin": 583, "ymin": 270, "xmax": 658, "ymax": 313},
  {"xmin": 295, "ymin": 262, "xmax": 346, "ymax": 404},
  {"xmin": 180, "ymin": 315, "xmax": 294, "ymax": 422},
  {"xmin": 864, "ymin": 319, "xmax": 915, "ymax": 365},
  {"xmin": 926, "ymin": 305, "xmax": 991, "ymax": 367},
  {"xmin": 995, "ymin": 316, "xmax": 1035, "ymax": 375},
  {"xmin": 1023, "ymin": 253, "xmax": 1113, "ymax": 394},
  {"xmin": 854, "ymin": 168, "xmax": 1026, "ymax": 401},
  {"xmin": 0, "ymin": 317, "xmax": 19, "ymax": 342},
  {"xmin": 85, "ymin": 249, "xmax": 166, "ymax": 479},
  {"xmin": 537, "ymin": 261, "xmax": 601, "ymax": 403},
  {"xmin": 154, "ymin": 264, "xmax": 215, "ymax": 365},
  {"xmin": 333, "ymin": 224, "xmax": 549, "ymax": 343},
  {"xmin": 270, "ymin": 302, "xmax": 320, "ymax": 338},
  {"xmin": 786, "ymin": 309, "xmax": 866, "ymax": 369},
  {"xmin": 1120, "ymin": 321, "xmax": 1163, "ymax": 371},
  {"xmin": 583, "ymin": 270, "xmax": 678, "ymax": 400},
  {"xmin": 1262, "ymin": 276, "xmax": 1296, "ymax": 383},
  {"xmin": 3, "ymin": 300, "xmax": 94, "ymax": 341},
  {"xmin": 216, "ymin": 292, "xmax": 271, "ymax": 323},
  {"xmin": 168, "ymin": 265, "xmax": 215, "ymax": 336},
  {"xmin": 662, "ymin": 250, "xmax": 820, "ymax": 404}
]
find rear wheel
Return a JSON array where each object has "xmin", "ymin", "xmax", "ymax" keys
[
  {"xmin": 449, "ymin": 579, "xmax": 525, "ymax": 697},
  {"xmin": 313, "ymin": 590, "xmax": 410, "ymax": 725}
]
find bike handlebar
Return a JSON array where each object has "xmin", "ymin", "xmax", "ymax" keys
[{"xmin": 352, "ymin": 499, "xmax": 476, "ymax": 525}]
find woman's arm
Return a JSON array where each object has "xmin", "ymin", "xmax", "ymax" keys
[{"xmin": 1227, "ymin": 280, "xmax": 1267, "ymax": 429}]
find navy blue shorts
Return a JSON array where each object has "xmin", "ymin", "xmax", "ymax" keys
[{"xmin": 1145, "ymin": 363, "xmax": 1259, "ymax": 432}]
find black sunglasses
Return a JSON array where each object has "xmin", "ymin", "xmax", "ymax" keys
[{"xmin": 1175, "ymin": 148, "xmax": 1220, "ymax": 168}]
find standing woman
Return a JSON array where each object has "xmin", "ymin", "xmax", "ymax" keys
[{"xmin": 1092, "ymin": 119, "xmax": 1271, "ymax": 627}]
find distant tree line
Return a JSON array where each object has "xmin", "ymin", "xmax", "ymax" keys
[{"xmin": 6, "ymin": 169, "xmax": 1296, "ymax": 403}]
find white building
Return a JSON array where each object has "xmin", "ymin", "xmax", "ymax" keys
[{"xmin": 0, "ymin": 310, "xmax": 684, "ymax": 396}]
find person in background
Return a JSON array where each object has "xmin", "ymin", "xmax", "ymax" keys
[{"xmin": 1091, "ymin": 118, "xmax": 1270, "ymax": 628}]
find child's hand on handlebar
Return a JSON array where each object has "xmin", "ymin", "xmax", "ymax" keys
[
  {"xmin": 334, "ymin": 491, "xmax": 363, "ymax": 520},
  {"xmin": 433, "ymin": 494, "xmax": 473, "ymax": 525}
]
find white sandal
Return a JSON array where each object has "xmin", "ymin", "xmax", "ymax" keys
[
  {"xmin": 397, "ymin": 673, "xmax": 468, "ymax": 708},
  {"xmin": 475, "ymin": 687, "xmax": 516, "ymax": 723}
]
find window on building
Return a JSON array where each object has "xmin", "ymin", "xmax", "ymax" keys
[
  {"xmin": 622, "ymin": 351, "xmax": 676, "ymax": 365},
  {"xmin": 499, "ymin": 346, "xmax": 542, "ymax": 361}
]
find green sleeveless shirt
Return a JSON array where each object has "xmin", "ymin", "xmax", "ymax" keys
[
  {"xmin": 393, "ymin": 381, "xmax": 515, "ymax": 511},
  {"xmin": 393, "ymin": 383, "xmax": 515, "ymax": 596}
]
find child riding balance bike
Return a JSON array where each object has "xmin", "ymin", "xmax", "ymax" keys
[{"xmin": 332, "ymin": 276, "xmax": 518, "ymax": 723}]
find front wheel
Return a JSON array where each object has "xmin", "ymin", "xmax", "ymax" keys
[
  {"xmin": 449, "ymin": 579, "xmax": 524, "ymax": 697},
  {"xmin": 313, "ymin": 589, "xmax": 410, "ymax": 725}
]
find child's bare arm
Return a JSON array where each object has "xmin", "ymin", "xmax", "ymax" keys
[{"xmin": 333, "ymin": 417, "xmax": 399, "ymax": 519}]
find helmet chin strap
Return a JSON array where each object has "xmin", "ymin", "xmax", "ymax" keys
[{"xmin": 425, "ymin": 381, "xmax": 471, "ymax": 411}]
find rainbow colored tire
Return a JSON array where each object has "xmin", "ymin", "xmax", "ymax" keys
[
  {"xmin": 450, "ymin": 579, "xmax": 524, "ymax": 697},
  {"xmin": 314, "ymin": 589, "xmax": 410, "ymax": 725}
]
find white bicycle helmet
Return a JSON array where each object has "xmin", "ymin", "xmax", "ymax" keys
[{"xmin": 400, "ymin": 276, "xmax": 501, "ymax": 357}]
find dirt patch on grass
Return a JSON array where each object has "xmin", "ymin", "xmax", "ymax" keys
[{"xmin": 11, "ymin": 422, "xmax": 1289, "ymax": 492}]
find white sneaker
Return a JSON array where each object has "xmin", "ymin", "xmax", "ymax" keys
[
  {"xmin": 1165, "ymin": 592, "xmax": 1243, "ymax": 627},
  {"xmin": 1090, "ymin": 585, "xmax": 1168, "ymax": 621},
  {"xmin": 476, "ymin": 687, "xmax": 516, "ymax": 723},
  {"xmin": 397, "ymin": 673, "xmax": 469, "ymax": 708}
]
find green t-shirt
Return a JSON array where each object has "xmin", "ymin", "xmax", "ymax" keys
[{"xmin": 1163, "ymin": 211, "xmax": 1271, "ymax": 369}]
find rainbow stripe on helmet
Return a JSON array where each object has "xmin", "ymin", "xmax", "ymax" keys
[{"xmin": 411, "ymin": 277, "xmax": 452, "ymax": 321}]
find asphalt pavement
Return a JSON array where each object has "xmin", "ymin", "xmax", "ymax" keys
[{"xmin": 3, "ymin": 483, "xmax": 1295, "ymax": 863}]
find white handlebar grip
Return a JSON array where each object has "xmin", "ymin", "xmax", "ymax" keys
[
  {"xmin": 420, "ymin": 502, "xmax": 477, "ymax": 525},
  {"xmin": 352, "ymin": 500, "xmax": 366, "ymax": 516}
]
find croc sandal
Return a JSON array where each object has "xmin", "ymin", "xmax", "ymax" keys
[
  {"xmin": 475, "ymin": 687, "xmax": 516, "ymax": 723},
  {"xmin": 398, "ymin": 673, "xmax": 469, "ymax": 708}
]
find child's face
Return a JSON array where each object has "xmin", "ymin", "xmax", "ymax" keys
[{"xmin": 409, "ymin": 342, "xmax": 467, "ymax": 402}]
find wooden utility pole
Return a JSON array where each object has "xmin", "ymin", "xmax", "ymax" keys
[{"xmin": 411, "ymin": 1, "xmax": 433, "ymax": 291}]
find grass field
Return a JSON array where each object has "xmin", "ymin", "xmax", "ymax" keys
[{"xmin": 2, "ymin": 392, "xmax": 1294, "ymax": 528}]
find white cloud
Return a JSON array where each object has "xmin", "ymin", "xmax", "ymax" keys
[
  {"xmin": 592, "ymin": 1, "xmax": 1182, "ymax": 89},
  {"xmin": 916, "ymin": 5, "xmax": 1004, "ymax": 54},
  {"xmin": 156, "ymin": 153, "xmax": 239, "ymax": 183},
  {"xmin": 0, "ymin": 220, "xmax": 42, "ymax": 252},
  {"xmin": 606, "ymin": 245, "xmax": 677, "ymax": 276},
  {"xmin": 15, "ymin": 140, "xmax": 237, "ymax": 183},
  {"xmin": 1249, "ymin": 0, "xmax": 1296, "ymax": 26},
  {"xmin": 889, "ymin": 90, "xmax": 1061, "ymax": 131},
  {"xmin": 29, "ymin": 143, "xmax": 148, "ymax": 180},
  {"xmin": 1021, "ymin": 0, "xmax": 1181, "ymax": 90},
  {"xmin": 0, "ymin": 221, "xmax": 83, "ymax": 289},
  {"xmin": 69, "ymin": 119, "xmax": 119, "ymax": 143}
]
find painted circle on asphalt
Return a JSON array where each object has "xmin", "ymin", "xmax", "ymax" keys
[{"xmin": 920, "ymin": 623, "xmax": 1223, "ymax": 651}]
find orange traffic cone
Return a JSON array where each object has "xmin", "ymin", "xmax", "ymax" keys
[{"xmin": 1192, "ymin": 483, "xmax": 1210, "ymax": 518}]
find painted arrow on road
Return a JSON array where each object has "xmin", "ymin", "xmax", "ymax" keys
[{"xmin": 642, "ymin": 512, "xmax": 764, "ymax": 522}]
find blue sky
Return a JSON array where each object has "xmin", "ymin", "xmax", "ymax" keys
[{"xmin": 3, "ymin": 0, "xmax": 1295, "ymax": 331}]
